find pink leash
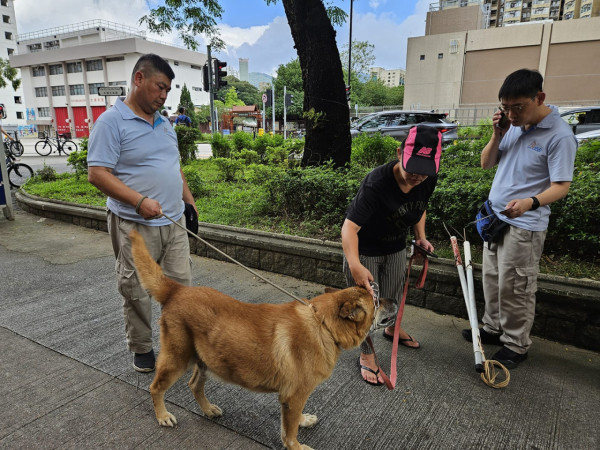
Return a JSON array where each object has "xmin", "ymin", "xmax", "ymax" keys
[{"xmin": 367, "ymin": 250, "xmax": 429, "ymax": 390}]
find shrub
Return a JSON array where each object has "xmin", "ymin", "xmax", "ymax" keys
[
  {"xmin": 211, "ymin": 133, "xmax": 231, "ymax": 158},
  {"xmin": 35, "ymin": 163, "xmax": 58, "ymax": 182},
  {"xmin": 182, "ymin": 165, "xmax": 209, "ymax": 198},
  {"xmin": 213, "ymin": 157, "xmax": 244, "ymax": 182},
  {"xmin": 351, "ymin": 133, "xmax": 399, "ymax": 167},
  {"xmin": 67, "ymin": 137, "xmax": 88, "ymax": 179},
  {"xmin": 233, "ymin": 149, "xmax": 261, "ymax": 165},
  {"xmin": 174, "ymin": 125, "xmax": 201, "ymax": 164},
  {"xmin": 230, "ymin": 131, "xmax": 254, "ymax": 152}
]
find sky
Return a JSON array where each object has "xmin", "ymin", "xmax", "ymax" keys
[{"xmin": 14, "ymin": 0, "xmax": 431, "ymax": 76}]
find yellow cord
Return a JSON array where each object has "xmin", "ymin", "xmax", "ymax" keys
[{"xmin": 478, "ymin": 339, "xmax": 510, "ymax": 388}]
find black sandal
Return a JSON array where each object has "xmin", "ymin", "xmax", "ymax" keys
[{"xmin": 357, "ymin": 357, "xmax": 383, "ymax": 386}]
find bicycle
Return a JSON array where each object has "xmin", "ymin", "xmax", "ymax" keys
[
  {"xmin": 4, "ymin": 131, "xmax": 24, "ymax": 157},
  {"xmin": 4, "ymin": 148, "xmax": 33, "ymax": 188},
  {"xmin": 35, "ymin": 131, "xmax": 78, "ymax": 156}
]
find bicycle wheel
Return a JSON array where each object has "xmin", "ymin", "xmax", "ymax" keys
[
  {"xmin": 35, "ymin": 140, "xmax": 52, "ymax": 156},
  {"xmin": 8, "ymin": 163, "xmax": 33, "ymax": 188},
  {"xmin": 10, "ymin": 141, "xmax": 24, "ymax": 157},
  {"xmin": 61, "ymin": 140, "xmax": 78, "ymax": 155}
]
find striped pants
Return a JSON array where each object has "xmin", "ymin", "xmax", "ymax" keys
[{"xmin": 343, "ymin": 249, "xmax": 407, "ymax": 354}]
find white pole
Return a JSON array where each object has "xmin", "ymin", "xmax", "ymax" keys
[
  {"xmin": 464, "ymin": 240, "xmax": 484, "ymax": 372},
  {"xmin": 271, "ymin": 85, "xmax": 275, "ymax": 135}
]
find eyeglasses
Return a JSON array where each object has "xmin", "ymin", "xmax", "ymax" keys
[{"xmin": 499, "ymin": 97, "xmax": 536, "ymax": 114}]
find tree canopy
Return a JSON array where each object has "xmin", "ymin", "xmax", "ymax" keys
[{"xmin": 0, "ymin": 58, "xmax": 21, "ymax": 91}]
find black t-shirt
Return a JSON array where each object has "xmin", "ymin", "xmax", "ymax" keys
[{"xmin": 345, "ymin": 161, "xmax": 437, "ymax": 256}]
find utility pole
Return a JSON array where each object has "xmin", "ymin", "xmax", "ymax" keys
[
  {"xmin": 347, "ymin": 0, "xmax": 354, "ymax": 108},
  {"xmin": 207, "ymin": 45, "xmax": 216, "ymax": 133},
  {"xmin": 283, "ymin": 85, "xmax": 287, "ymax": 139}
]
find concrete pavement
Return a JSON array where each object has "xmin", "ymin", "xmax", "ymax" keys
[{"xmin": 1, "ymin": 205, "xmax": 599, "ymax": 449}]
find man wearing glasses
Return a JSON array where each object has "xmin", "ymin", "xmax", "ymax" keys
[{"xmin": 463, "ymin": 69, "xmax": 577, "ymax": 369}]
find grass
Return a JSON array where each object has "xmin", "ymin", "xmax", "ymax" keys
[{"xmin": 22, "ymin": 161, "xmax": 600, "ymax": 282}]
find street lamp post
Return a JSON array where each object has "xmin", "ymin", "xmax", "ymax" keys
[{"xmin": 347, "ymin": 0, "xmax": 353, "ymax": 107}]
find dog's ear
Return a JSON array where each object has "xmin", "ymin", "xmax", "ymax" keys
[
  {"xmin": 339, "ymin": 301, "xmax": 366, "ymax": 322},
  {"xmin": 324, "ymin": 287, "xmax": 339, "ymax": 293}
]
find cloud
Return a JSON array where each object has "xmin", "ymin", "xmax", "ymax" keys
[
  {"xmin": 215, "ymin": 16, "xmax": 296, "ymax": 77},
  {"xmin": 336, "ymin": 0, "xmax": 429, "ymax": 70},
  {"xmin": 219, "ymin": 23, "xmax": 269, "ymax": 48}
]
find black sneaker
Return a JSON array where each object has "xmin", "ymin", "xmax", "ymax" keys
[
  {"xmin": 133, "ymin": 350, "xmax": 156, "ymax": 372},
  {"xmin": 462, "ymin": 328, "xmax": 502, "ymax": 346},
  {"xmin": 492, "ymin": 346, "xmax": 528, "ymax": 369}
]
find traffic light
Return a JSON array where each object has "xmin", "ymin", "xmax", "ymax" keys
[
  {"xmin": 0, "ymin": 103, "xmax": 5, "ymax": 119},
  {"xmin": 265, "ymin": 90, "xmax": 272, "ymax": 107},
  {"xmin": 202, "ymin": 64, "xmax": 209, "ymax": 92},
  {"xmin": 345, "ymin": 85, "xmax": 351, "ymax": 102},
  {"xmin": 285, "ymin": 93, "xmax": 294, "ymax": 107},
  {"xmin": 213, "ymin": 59, "xmax": 228, "ymax": 90}
]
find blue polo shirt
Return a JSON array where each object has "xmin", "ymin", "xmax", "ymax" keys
[
  {"xmin": 490, "ymin": 105, "xmax": 577, "ymax": 232},
  {"xmin": 88, "ymin": 98, "xmax": 184, "ymax": 226}
]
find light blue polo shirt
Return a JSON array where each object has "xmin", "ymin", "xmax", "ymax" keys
[
  {"xmin": 88, "ymin": 98, "xmax": 184, "ymax": 226},
  {"xmin": 489, "ymin": 105, "xmax": 577, "ymax": 232}
]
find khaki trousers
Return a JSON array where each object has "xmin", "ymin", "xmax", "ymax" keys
[
  {"xmin": 107, "ymin": 211, "xmax": 191, "ymax": 354},
  {"xmin": 482, "ymin": 225, "xmax": 546, "ymax": 354}
]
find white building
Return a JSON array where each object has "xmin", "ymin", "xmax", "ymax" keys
[
  {"xmin": 10, "ymin": 20, "xmax": 210, "ymax": 138},
  {"xmin": 0, "ymin": 0, "xmax": 27, "ymax": 136},
  {"xmin": 369, "ymin": 67, "xmax": 406, "ymax": 87}
]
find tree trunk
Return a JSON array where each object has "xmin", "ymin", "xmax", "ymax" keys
[{"xmin": 281, "ymin": 0, "xmax": 351, "ymax": 167}]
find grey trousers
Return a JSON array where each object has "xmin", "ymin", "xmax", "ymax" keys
[
  {"xmin": 107, "ymin": 211, "xmax": 191, "ymax": 354},
  {"xmin": 343, "ymin": 249, "xmax": 407, "ymax": 354},
  {"xmin": 482, "ymin": 225, "xmax": 546, "ymax": 354}
]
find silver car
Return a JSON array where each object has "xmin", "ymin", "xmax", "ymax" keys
[
  {"xmin": 560, "ymin": 107, "xmax": 600, "ymax": 135},
  {"xmin": 350, "ymin": 110, "xmax": 458, "ymax": 143}
]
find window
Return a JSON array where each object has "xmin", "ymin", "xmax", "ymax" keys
[
  {"xmin": 0, "ymin": 1, "xmax": 7, "ymax": 6},
  {"xmin": 51, "ymin": 85, "xmax": 65, "ymax": 96},
  {"xmin": 86, "ymin": 59, "xmax": 103, "ymax": 71},
  {"xmin": 70, "ymin": 84, "xmax": 85, "ymax": 95},
  {"xmin": 88, "ymin": 83, "xmax": 105, "ymax": 95},
  {"xmin": 173, "ymin": 61, "xmax": 179, "ymax": 66},
  {"xmin": 191, "ymin": 65, "xmax": 202, "ymax": 70},
  {"xmin": 2, "ymin": 15, "xmax": 10, "ymax": 23},
  {"xmin": 44, "ymin": 40, "xmax": 59, "ymax": 49},
  {"xmin": 438, "ymin": 53, "xmax": 444, "ymax": 59},
  {"xmin": 14, "ymin": 96, "xmax": 21, "ymax": 104},
  {"xmin": 5, "ymin": 31, "xmax": 12, "ymax": 40},
  {"xmin": 27, "ymin": 43, "xmax": 42, "ymax": 52},
  {"xmin": 192, "ymin": 86, "xmax": 202, "ymax": 91},
  {"xmin": 37, "ymin": 107, "xmax": 50, "ymax": 117},
  {"xmin": 35, "ymin": 87, "xmax": 48, "ymax": 97},
  {"xmin": 16, "ymin": 111, "xmax": 23, "ymax": 119},
  {"xmin": 420, "ymin": 55, "xmax": 425, "ymax": 61},
  {"xmin": 32, "ymin": 66, "xmax": 46, "ymax": 77},
  {"xmin": 109, "ymin": 80, "xmax": 127, "ymax": 86},
  {"xmin": 67, "ymin": 61, "xmax": 82, "ymax": 73},
  {"xmin": 7, "ymin": 48, "xmax": 13, "ymax": 56},
  {"xmin": 106, "ymin": 56, "xmax": 125, "ymax": 62},
  {"xmin": 176, "ymin": 84, "xmax": 180, "ymax": 88},
  {"xmin": 49, "ymin": 64, "xmax": 63, "ymax": 75}
]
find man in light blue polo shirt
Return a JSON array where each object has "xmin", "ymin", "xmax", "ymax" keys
[
  {"xmin": 88, "ymin": 54, "xmax": 197, "ymax": 373},
  {"xmin": 463, "ymin": 69, "xmax": 576, "ymax": 369}
]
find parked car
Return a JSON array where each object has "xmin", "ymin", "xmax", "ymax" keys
[
  {"xmin": 575, "ymin": 128, "xmax": 600, "ymax": 145},
  {"xmin": 350, "ymin": 110, "xmax": 458, "ymax": 143},
  {"xmin": 560, "ymin": 107, "xmax": 600, "ymax": 135}
]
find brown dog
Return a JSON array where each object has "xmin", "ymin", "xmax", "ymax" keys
[{"xmin": 129, "ymin": 230, "xmax": 397, "ymax": 450}]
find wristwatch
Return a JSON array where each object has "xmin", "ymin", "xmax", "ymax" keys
[{"xmin": 530, "ymin": 196, "xmax": 540, "ymax": 211}]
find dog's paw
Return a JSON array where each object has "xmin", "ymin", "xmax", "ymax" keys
[
  {"xmin": 157, "ymin": 412, "xmax": 177, "ymax": 427},
  {"xmin": 203, "ymin": 403, "xmax": 223, "ymax": 418},
  {"xmin": 299, "ymin": 413, "xmax": 318, "ymax": 428}
]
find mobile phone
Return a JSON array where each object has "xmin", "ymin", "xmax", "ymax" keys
[
  {"xmin": 498, "ymin": 112, "xmax": 509, "ymax": 130},
  {"xmin": 499, "ymin": 209, "xmax": 510, "ymax": 216},
  {"xmin": 411, "ymin": 240, "xmax": 438, "ymax": 258}
]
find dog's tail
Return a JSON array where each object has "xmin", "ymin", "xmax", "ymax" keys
[{"xmin": 129, "ymin": 229, "xmax": 180, "ymax": 305}]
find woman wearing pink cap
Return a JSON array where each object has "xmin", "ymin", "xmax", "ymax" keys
[{"xmin": 342, "ymin": 125, "xmax": 442, "ymax": 386}]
